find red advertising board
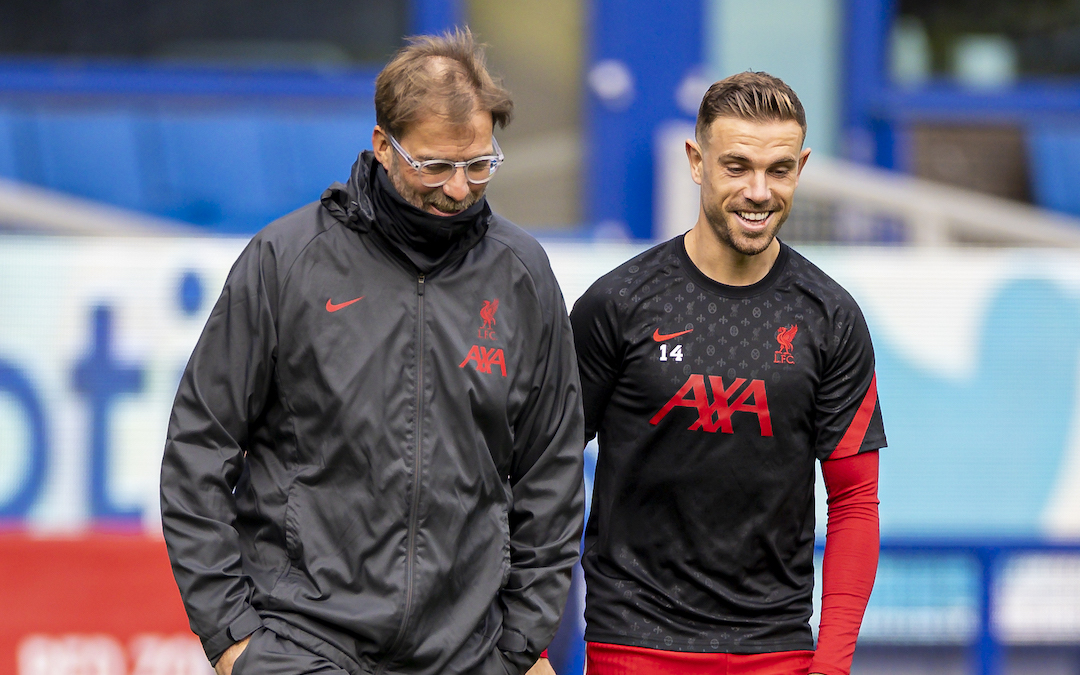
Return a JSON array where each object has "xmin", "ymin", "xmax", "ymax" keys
[{"xmin": 0, "ymin": 533, "xmax": 207, "ymax": 675}]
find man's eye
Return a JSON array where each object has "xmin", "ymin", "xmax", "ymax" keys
[
  {"xmin": 466, "ymin": 159, "xmax": 495, "ymax": 176},
  {"xmin": 725, "ymin": 165, "xmax": 745, "ymax": 174},
  {"xmin": 421, "ymin": 162, "xmax": 454, "ymax": 177}
]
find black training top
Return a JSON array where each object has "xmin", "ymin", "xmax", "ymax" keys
[{"xmin": 570, "ymin": 236, "xmax": 886, "ymax": 654}]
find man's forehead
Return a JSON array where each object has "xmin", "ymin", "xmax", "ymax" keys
[
  {"xmin": 401, "ymin": 103, "xmax": 491, "ymax": 135},
  {"xmin": 705, "ymin": 116, "xmax": 804, "ymax": 154},
  {"xmin": 396, "ymin": 109, "xmax": 494, "ymax": 157}
]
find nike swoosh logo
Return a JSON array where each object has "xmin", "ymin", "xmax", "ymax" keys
[
  {"xmin": 326, "ymin": 296, "xmax": 364, "ymax": 312},
  {"xmin": 652, "ymin": 328, "xmax": 694, "ymax": 342}
]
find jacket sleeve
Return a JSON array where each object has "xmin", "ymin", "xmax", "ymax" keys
[
  {"xmin": 160, "ymin": 237, "xmax": 279, "ymax": 664},
  {"xmin": 496, "ymin": 268, "xmax": 586, "ymax": 674},
  {"xmin": 569, "ymin": 280, "xmax": 622, "ymax": 444}
]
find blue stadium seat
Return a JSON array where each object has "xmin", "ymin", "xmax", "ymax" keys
[
  {"xmin": 154, "ymin": 110, "xmax": 277, "ymax": 233},
  {"xmin": 0, "ymin": 103, "xmax": 376, "ymax": 234},
  {"xmin": 0, "ymin": 107, "xmax": 21, "ymax": 181},
  {"xmin": 152, "ymin": 109, "xmax": 375, "ymax": 234},
  {"xmin": 274, "ymin": 111, "xmax": 374, "ymax": 206},
  {"xmin": 31, "ymin": 109, "xmax": 147, "ymax": 210},
  {"xmin": 253, "ymin": 112, "xmax": 371, "ymax": 229},
  {"xmin": 1027, "ymin": 123, "xmax": 1080, "ymax": 219}
]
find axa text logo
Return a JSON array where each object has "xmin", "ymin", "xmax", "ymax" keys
[
  {"xmin": 460, "ymin": 345, "xmax": 507, "ymax": 377},
  {"xmin": 478, "ymin": 299, "xmax": 499, "ymax": 340},
  {"xmin": 774, "ymin": 324, "xmax": 797, "ymax": 364},
  {"xmin": 651, "ymin": 374, "xmax": 772, "ymax": 436}
]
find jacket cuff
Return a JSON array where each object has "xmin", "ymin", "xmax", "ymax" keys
[
  {"xmin": 204, "ymin": 607, "xmax": 263, "ymax": 666},
  {"xmin": 496, "ymin": 628, "xmax": 534, "ymax": 673},
  {"xmin": 497, "ymin": 628, "xmax": 527, "ymax": 653}
]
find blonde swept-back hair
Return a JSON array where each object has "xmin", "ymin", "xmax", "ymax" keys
[
  {"xmin": 695, "ymin": 71, "xmax": 806, "ymax": 145},
  {"xmin": 374, "ymin": 27, "xmax": 513, "ymax": 138}
]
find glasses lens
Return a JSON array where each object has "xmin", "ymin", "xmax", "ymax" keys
[
  {"xmin": 466, "ymin": 158, "xmax": 498, "ymax": 184},
  {"xmin": 419, "ymin": 162, "xmax": 454, "ymax": 186}
]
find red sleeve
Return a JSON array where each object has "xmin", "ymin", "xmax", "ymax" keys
[
  {"xmin": 809, "ymin": 450, "xmax": 879, "ymax": 675},
  {"xmin": 540, "ymin": 649, "xmax": 548, "ymax": 659}
]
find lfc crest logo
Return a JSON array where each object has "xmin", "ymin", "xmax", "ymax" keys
[
  {"xmin": 774, "ymin": 324, "xmax": 798, "ymax": 364},
  {"xmin": 478, "ymin": 299, "xmax": 499, "ymax": 340}
]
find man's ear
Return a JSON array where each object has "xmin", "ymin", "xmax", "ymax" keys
[
  {"xmin": 372, "ymin": 126, "xmax": 393, "ymax": 172},
  {"xmin": 796, "ymin": 147, "xmax": 811, "ymax": 177},
  {"xmin": 686, "ymin": 139, "xmax": 704, "ymax": 186}
]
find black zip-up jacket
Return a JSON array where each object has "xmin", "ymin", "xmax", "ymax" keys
[{"xmin": 160, "ymin": 152, "xmax": 585, "ymax": 675}]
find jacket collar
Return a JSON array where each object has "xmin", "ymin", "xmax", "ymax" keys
[{"xmin": 320, "ymin": 150, "xmax": 379, "ymax": 233}]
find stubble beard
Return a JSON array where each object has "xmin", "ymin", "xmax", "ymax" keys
[
  {"xmin": 702, "ymin": 200, "xmax": 789, "ymax": 257},
  {"xmin": 388, "ymin": 156, "xmax": 481, "ymax": 215}
]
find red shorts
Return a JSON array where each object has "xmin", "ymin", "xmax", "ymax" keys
[{"xmin": 585, "ymin": 642, "xmax": 814, "ymax": 675}]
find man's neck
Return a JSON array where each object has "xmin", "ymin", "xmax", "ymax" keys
[{"xmin": 683, "ymin": 224, "xmax": 781, "ymax": 287}]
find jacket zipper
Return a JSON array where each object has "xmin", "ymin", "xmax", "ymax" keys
[{"xmin": 377, "ymin": 273, "xmax": 426, "ymax": 674}]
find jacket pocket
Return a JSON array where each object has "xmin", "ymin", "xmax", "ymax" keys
[
  {"xmin": 229, "ymin": 627, "xmax": 264, "ymax": 675},
  {"xmin": 498, "ymin": 504, "xmax": 511, "ymax": 587},
  {"xmin": 283, "ymin": 483, "xmax": 303, "ymax": 562}
]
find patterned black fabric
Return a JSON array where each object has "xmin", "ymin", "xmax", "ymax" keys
[{"xmin": 570, "ymin": 236, "xmax": 886, "ymax": 654}]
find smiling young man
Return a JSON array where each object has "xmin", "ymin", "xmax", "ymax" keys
[
  {"xmin": 161, "ymin": 29, "xmax": 584, "ymax": 675},
  {"xmin": 569, "ymin": 72, "xmax": 886, "ymax": 675}
]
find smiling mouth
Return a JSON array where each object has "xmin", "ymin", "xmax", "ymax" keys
[{"xmin": 734, "ymin": 210, "xmax": 773, "ymax": 228}]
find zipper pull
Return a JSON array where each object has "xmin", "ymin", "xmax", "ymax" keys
[{"xmin": 417, "ymin": 274, "xmax": 426, "ymax": 296}]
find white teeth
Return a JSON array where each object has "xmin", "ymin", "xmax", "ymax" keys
[{"xmin": 737, "ymin": 211, "xmax": 769, "ymax": 222}]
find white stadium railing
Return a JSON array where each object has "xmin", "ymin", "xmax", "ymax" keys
[{"xmin": 0, "ymin": 177, "xmax": 199, "ymax": 237}]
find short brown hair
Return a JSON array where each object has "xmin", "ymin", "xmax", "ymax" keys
[
  {"xmin": 695, "ymin": 71, "xmax": 806, "ymax": 144},
  {"xmin": 374, "ymin": 28, "xmax": 513, "ymax": 138}
]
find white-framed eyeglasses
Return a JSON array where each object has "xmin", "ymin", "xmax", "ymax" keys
[{"xmin": 387, "ymin": 133, "xmax": 504, "ymax": 188}]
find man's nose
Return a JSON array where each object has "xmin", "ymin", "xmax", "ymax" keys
[
  {"xmin": 442, "ymin": 167, "xmax": 471, "ymax": 202},
  {"xmin": 743, "ymin": 171, "xmax": 770, "ymax": 203}
]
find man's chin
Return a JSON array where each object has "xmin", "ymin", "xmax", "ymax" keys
[
  {"xmin": 722, "ymin": 222, "xmax": 780, "ymax": 256},
  {"xmin": 731, "ymin": 237, "xmax": 775, "ymax": 257},
  {"xmin": 723, "ymin": 215, "xmax": 786, "ymax": 256}
]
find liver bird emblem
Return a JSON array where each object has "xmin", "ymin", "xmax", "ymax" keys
[
  {"xmin": 776, "ymin": 324, "xmax": 798, "ymax": 355},
  {"xmin": 480, "ymin": 299, "xmax": 499, "ymax": 329}
]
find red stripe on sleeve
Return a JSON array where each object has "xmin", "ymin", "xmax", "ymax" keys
[
  {"xmin": 831, "ymin": 372, "xmax": 878, "ymax": 460},
  {"xmin": 811, "ymin": 450, "xmax": 880, "ymax": 675}
]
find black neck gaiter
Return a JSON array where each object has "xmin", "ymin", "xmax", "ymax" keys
[{"xmin": 370, "ymin": 162, "xmax": 488, "ymax": 273}]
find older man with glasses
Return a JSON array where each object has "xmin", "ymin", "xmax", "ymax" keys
[{"xmin": 160, "ymin": 28, "xmax": 584, "ymax": 675}]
